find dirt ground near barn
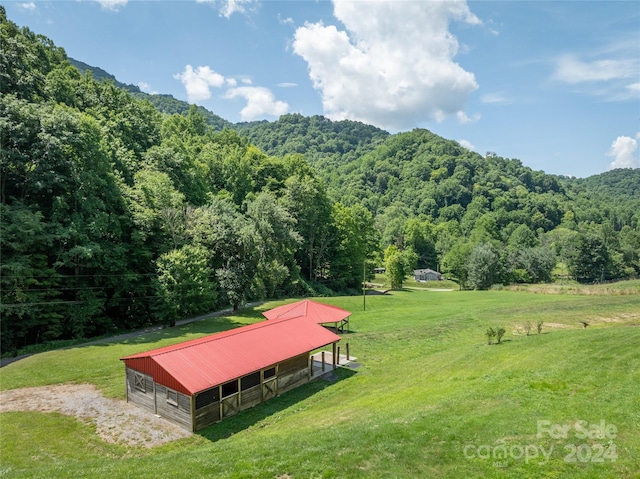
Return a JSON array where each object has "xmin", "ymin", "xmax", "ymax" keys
[{"xmin": 0, "ymin": 384, "xmax": 191, "ymax": 448}]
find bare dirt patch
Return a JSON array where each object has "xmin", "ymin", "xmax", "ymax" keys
[{"xmin": 0, "ymin": 384, "xmax": 191, "ymax": 448}]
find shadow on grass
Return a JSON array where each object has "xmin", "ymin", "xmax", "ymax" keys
[
  {"xmin": 84, "ymin": 316, "xmax": 248, "ymax": 351},
  {"xmin": 2, "ymin": 304, "xmax": 271, "ymax": 366},
  {"xmin": 197, "ymin": 367, "xmax": 357, "ymax": 443},
  {"xmin": 80, "ymin": 303, "xmax": 273, "ymax": 352}
]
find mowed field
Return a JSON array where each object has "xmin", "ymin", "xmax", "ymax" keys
[{"xmin": 1, "ymin": 283, "xmax": 639, "ymax": 478}]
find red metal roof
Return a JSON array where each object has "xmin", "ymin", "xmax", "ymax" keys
[
  {"xmin": 121, "ymin": 316, "xmax": 341, "ymax": 395},
  {"xmin": 262, "ymin": 299, "xmax": 351, "ymax": 324}
]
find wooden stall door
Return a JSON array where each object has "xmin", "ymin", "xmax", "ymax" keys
[
  {"xmin": 221, "ymin": 393, "xmax": 239, "ymax": 419},
  {"xmin": 262, "ymin": 377, "xmax": 277, "ymax": 401}
]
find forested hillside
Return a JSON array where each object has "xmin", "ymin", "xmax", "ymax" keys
[
  {"xmin": 0, "ymin": 9, "xmax": 376, "ymax": 353},
  {"xmin": 1, "ymin": 8, "xmax": 639, "ymax": 353},
  {"xmin": 70, "ymin": 58, "xmax": 233, "ymax": 131},
  {"xmin": 241, "ymin": 118, "xmax": 640, "ymax": 289}
]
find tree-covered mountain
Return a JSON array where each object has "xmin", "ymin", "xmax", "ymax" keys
[
  {"xmin": 2, "ymin": 7, "xmax": 639, "ymax": 353},
  {"xmin": 70, "ymin": 57, "xmax": 233, "ymax": 131},
  {"xmin": 68, "ymin": 58, "xmax": 141, "ymax": 93},
  {"xmin": 240, "ymin": 118, "xmax": 639, "ymax": 287},
  {"xmin": 237, "ymin": 113, "xmax": 389, "ymax": 168},
  {"xmin": 131, "ymin": 92, "xmax": 233, "ymax": 131},
  {"xmin": 567, "ymin": 168, "xmax": 640, "ymax": 201}
]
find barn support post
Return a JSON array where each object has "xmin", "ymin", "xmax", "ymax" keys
[
  {"xmin": 346, "ymin": 343, "xmax": 350, "ymax": 361},
  {"xmin": 308, "ymin": 354, "xmax": 313, "ymax": 378},
  {"xmin": 337, "ymin": 346, "xmax": 341, "ymax": 368},
  {"xmin": 124, "ymin": 366, "xmax": 129, "ymax": 403},
  {"xmin": 219, "ymin": 385, "xmax": 223, "ymax": 421},
  {"xmin": 321, "ymin": 351, "xmax": 326, "ymax": 371},
  {"xmin": 332, "ymin": 342, "xmax": 337, "ymax": 369},
  {"xmin": 190, "ymin": 394, "xmax": 196, "ymax": 432}
]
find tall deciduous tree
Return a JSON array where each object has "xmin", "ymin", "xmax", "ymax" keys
[
  {"xmin": 280, "ymin": 173, "xmax": 332, "ymax": 281},
  {"xmin": 246, "ymin": 191, "xmax": 301, "ymax": 297},
  {"xmin": 404, "ymin": 216, "xmax": 437, "ymax": 269},
  {"xmin": 155, "ymin": 244, "xmax": 216, "ymax": 327},
  {"xmin": 566, "ymin": 233, "xmax": 611, "ymax": 282},
  {"xmin": 384, "ymin": 245, "xmax": 418, "ymax": 289},
  {"xmin": 329, "ymin": 203, "xmax": 378, "ymax": 290},
  {"xmin": 466, "ymin": 242, "xmax": 502, "ymax": 290}
]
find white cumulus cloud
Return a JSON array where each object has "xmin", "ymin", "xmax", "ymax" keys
[
  {"xmin": 224, "ymin": 86, "xmax": 289, "ymax": 121},
  {"xmin": 95, "ymin": 0, "xmax": 128, "ymax": 12},
  {"xmin": 174, "ymin": 65, "xmax": 230, "ymax": 104},
  {"xmin": 607, "ymin": 133, "xmax": 640, "ymax": 169},
  {"xmin": 292, "ymin": 0, "xmax": 480, "ymax": 131},
  {"xmin": 196, "ymin": 0, "xmax": 257, "ymax": 19},
  {"xmin": 17, "ymin": 2, "xmax": 37, "ymax": 11}
]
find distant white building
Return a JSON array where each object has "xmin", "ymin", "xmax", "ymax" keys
[{"xmin": 413, "ymin": 268, "xmax": 443, "ymax": 282}]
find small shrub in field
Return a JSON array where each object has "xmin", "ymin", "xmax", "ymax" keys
[
  {"xmin": 524, "ymin": 321, "xmax": 532, "ymax": 336},
  {"xmin": 496, "ymin": 327, "xmax": 506, "ymax": 344},
  {"xmin": 537, "ymin": 321, "xmax": 544, "ymax": 334},
  {"xmin": 486, "ymin": 327, "xmax": 497, "ymax": 345}
]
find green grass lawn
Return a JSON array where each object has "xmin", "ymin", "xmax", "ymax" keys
[{"xmin": 1, "ymin": 287, "xmax": 639, "ymax": 478}]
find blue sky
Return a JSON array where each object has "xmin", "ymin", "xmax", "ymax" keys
[{"xmin": 5, "ymin": 0, "xmax": 640, "ymax": 178}]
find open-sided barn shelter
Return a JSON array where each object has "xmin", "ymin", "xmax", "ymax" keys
[
  {"xmin": 121, "ymin": 300, "xmax": 350, "ymax": 431},
  {"xmin": 262, "ymin": 299, "xmax": 352, "ymax": 332}
]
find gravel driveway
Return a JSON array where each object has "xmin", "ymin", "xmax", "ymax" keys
[{"xmin": 0, "ymin": 384, "xmax": 191, "ymax": 448}]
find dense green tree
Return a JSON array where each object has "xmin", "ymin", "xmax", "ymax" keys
[
  {"xmin": 442, "ymin": 240, "xmax": 472, "ymax": 288},
  {"xmin": 509, "ymin": 246, "xmax": 557, "ymax": 283},
  {"xmin": 155, "ymin": 244, "xmax": 217, "ymax": 327},
  {"xmin": 618, "ymin": 226, "xmax": 640, "ymax": 275},
  {"xmin": 245, "ymin": 191, "xmax": 302, "ymax": 297},
  {"xmin": 0, "ymin": 202, "xmax": 61, "ymax": 352},
  {"xmin": 328, "ymin": 203, "xmax": 378, "ymax": 290},
  {"xmin": 384, "ymin": 245, "xmax": 418, "ymax": 289},
  {"xmin": 187, "ymin": 198, "xmax": 259, "ymax": 310},
  {"xmin": 508, "ymin": 224, "xmax": 539, "ymax": 249},
  {"xmin": 125, "ymin": 167, "xmax": 185, "ymax": 251},
  {"xmin": 566, "ymin": 233, "xmax": 611, "ymax": 282},
  {"xmin": 280, "ymin": 173, "xmax": 333, "ymax": 281},
  {"xmin": 404, "ymin": 217, "xmax": 437, "ymax": 269},
  {"xmin": 466, "ymin": 243, "xmax": 503, "ymax": 290}
]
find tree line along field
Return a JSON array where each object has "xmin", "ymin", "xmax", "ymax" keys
[
  {"xmin": 1, "ymin": 285, "xmax": 638, "ymax": 478},
  {"xmin": 2, "ymin": 9, "xmax": 640, "ymax": 356}
]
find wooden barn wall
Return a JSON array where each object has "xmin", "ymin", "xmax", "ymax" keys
[
  {"xmin": 194, "ymin": 401, "xmax": 221, "ymax": 430},
  {"xmin": 125, "ymin": 367, "xmax": 155, "ymax": 413},
  {"xmin": 126, "ymin": 349, "xmax": 328, "ymax": 431},
  {"xmin": 240, "ymin": 384, "xmax": 262, "ymax": 409},
  {"xmin": 277, "ymin": 353, "xmax": 310, "ymax": 394},
  {"xmin": 154, "ymin": 384, "xmax": 193, "ymax": 430}
]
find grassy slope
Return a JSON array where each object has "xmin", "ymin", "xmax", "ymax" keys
[{"xmin": 1, "ymin": 288, "xmax": 639, "ymax": 478}]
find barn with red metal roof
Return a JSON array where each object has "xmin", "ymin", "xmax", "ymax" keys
[
  {"xmin": 262, "ymin": 299, "xmax": 352, "ymax": 332},
  {"xmin": 121, "ymin": 305, "xmax": 347, "ymax": 431}
]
